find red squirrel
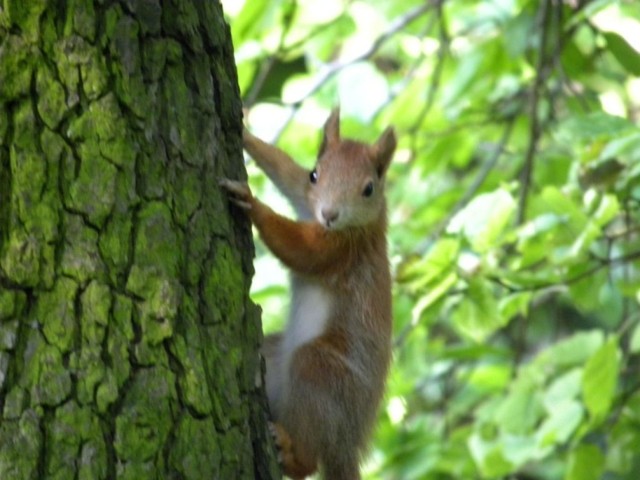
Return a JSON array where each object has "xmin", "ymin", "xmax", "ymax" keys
[{"xmin": 220, "ymin": 109, "xmax": 396, "ymax": 480}]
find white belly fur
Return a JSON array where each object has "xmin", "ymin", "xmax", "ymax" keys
[{"xmin": 283, "ymin": 279, "xmax": 331, "ymax": 362}]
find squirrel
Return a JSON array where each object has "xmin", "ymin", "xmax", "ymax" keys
[{"xmin": 220, "ymin": 109, "xmax": 396, "ymax": 480}]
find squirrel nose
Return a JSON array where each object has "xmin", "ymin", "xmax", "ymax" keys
[{"xmin": 322, "ymin": 208, "xmax": 339, "ymax": 225}]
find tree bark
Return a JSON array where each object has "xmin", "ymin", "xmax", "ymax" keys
[{"xmin": 0, "ymin": 1, "xmax": 279, "ymax": 478}]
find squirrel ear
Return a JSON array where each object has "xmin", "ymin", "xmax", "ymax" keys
[
  {"xmin": 372, "ymin": 126, "xmax": 397, "ymax": 177},
  {"xmin": 319, "ymin": 107, "xmax": 341, "ymax": 156}
]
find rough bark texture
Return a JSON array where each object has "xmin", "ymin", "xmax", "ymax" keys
[{"xmin": 0, "ymin": 1, "xmax": 279, "ymax": 478}]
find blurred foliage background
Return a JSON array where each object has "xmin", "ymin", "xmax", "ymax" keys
[{"xmin": 222, "ymin": 0, "xmax": 640, "ymax": 478}]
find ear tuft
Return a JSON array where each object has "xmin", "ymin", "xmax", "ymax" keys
[
  {"xmin": 319, "ymin": 107, "xmax": 341, "ymax": 156},
  {"xmin": 373, "ymin": 126, "xmax": 396, "ymax": 177}
]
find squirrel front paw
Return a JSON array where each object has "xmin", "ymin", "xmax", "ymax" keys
[{"xmin": 219, "ymin": 178, "xmax": 253, "ymax": 210}]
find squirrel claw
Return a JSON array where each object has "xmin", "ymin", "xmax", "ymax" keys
[
  {"xmin": 219, "ymin": 178, "xmax": 253, "ymax": 210},
  {"xmin": 268, "ymin": 423, "xmax": 284, "ymax": 463},
  {"xmin": 268, "ymin": 422, "xmax": 288, "ymax": 463},
  {"xmin": 230, "ymin": 198, "xmax": 252, "ymax": 210},
  {"xmin": 268, "ymin": 422, "xmax": 316, "ymax": 479}
]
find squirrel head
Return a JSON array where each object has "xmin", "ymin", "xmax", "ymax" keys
[{"xmin": 308, "ymin": 108, "xmax": 396, "ymax": 231}]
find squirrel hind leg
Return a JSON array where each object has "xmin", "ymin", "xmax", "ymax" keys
[{"xmin": 269, "ymin": 422, "xmax": 317, "ymax": 479}]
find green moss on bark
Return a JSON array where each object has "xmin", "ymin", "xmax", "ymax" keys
[
  {"xmin": 63, "ymin": 0, "xmax": 96, "ymax": 42},
  {"xmin": 24, "ymin": 332, "xmax": 72, "ymax": 407},
  {"xmin": 60, "ymin": 214, "xmax": 106, "ymax": 283},
  {"xmin": 204, "ymin": 240, "xmax": 245, "ymax": 324},
  {"xmin": 1, "ymin": 230, "xmax": 42, "ymax": 287},
  {"xmin": 170, "ymin": 415, "xmax": 222, "ymax": 477},
  {"xmin": 0, "ymin": 290, "xmax": 20, "ymax": 320},
  {"xmin": 114, "ymin": 367, "xmax": 176, "ymax": 461},
  {"xmin": 2, "ymin": 387, "xmax": 27, "ymax": 420},
  {"xmin": 68, "ymin": 154, "xmax": 117, "ymax": 228},
  {"xmin": 3, "ymin": 0, "xmax": 47, "ymax": 38},
  {"xmin": 171, "ymin": 333, "xmax": 213, "ymax": 416},
  {"xmin": 0, "ymin": 35, "xmax": 36, "ymax": 101},
  {"xmin": 0, "ymin": 320, "xmax": 18, "ymax": 350},
  {"xmin": 0, "ymin": 409, "xmax": 42, "ymax": 479},
  {"xmin": 46, "ymin": 401, "xmax": 107, "ymax": 480},
  {"xmin": 109, "ymin": 294, "xmax": 133, "ymax": 388},
  {"xmin": 36, "ymin": 67, "xmax": 67, "ymax": 129},
  {"xmin": 0, "ymin": 0, "xmax": 277, "ymax": 477},
  {"xmin": 38, "ymin": 277, "xmax": 78, "ymax": 352}
]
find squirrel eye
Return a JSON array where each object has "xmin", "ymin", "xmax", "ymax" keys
[
  {"xmin": 309, "ymin": 169, "xmax": 318, "ymax": 184},
  {"xmin": 362, "ymin": 181, "xmax": 374, "ymax": 197}
]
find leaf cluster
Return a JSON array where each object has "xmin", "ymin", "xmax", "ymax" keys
[{"xmin": 226, "ymin": 0, "xmax": 640, "ymax": 478}]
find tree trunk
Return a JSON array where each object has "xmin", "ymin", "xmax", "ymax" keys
[{"xmin": 0, "ymin": 1, "xmax": 279, "ymax": 478}]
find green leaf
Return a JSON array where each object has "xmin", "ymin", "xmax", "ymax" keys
[
  {"xmin": 561, "ymin": 39, "xmax": 591, "ymax": 77},
  {"xmin": 558, "ymin": 112, "xmax": 635, "ymax": 142},
  {"xmin": 582, "ymin": 337, "xmax": 620, "ymax": 422},
  {"xmin": 566, "ymin": 267, "xmax": 605, "ymax": 312},
  {"xmin": 565, "ymin": 444, "xmax": 605, "ymax": 480},
  {"xmin": 467, "ymin": 363, "xmax": 512, "ymax": 392},
  {"xmin": 525, "ymin": 187, "xmax": 590, "ymax": 264},
  {"xmin": 543, "ymin": 369, "xmax": 583, "ymax": 410},
  {"xmin": 448, "ymin": 188, "xmax": 516, "ymax": 253},
  {"xmin": 516, "ymin": 213, "xmax": 567, "ymax": 267},
  {"xmin": 502, "ymin": 9, "xmax": 534, "ymax": 58},
  {"xmin": 591, "ymin": 193, "xmax": 619, "ymax": 227},
  {"xmin": 451, "ymin": 279, "xmax": 502, "ymax": 343},
  {"xmin": 231, "ymin": 0, "xmax": 273, "ymax": 44},
  {"xmin": 560, "ymin": 221, "xmax": 601, "ymax": 264},
  {"xmin": 498, "ymin": 292, "xmax": 531, "ymax": 322},
  {"xmin": 442, "ymin": 49, "xmax": 483, "ymax": 109},
  {"xmin": 599, "ymin": 132, "xmax": 640, "ymax": 161},
  {"xmin": 494, "ymin": 388, "xmax": 543, "ymax": 435},
  {"xmin": 565, "ymin": 0, "xmax": 617, "ymax": 29},
  {"xmin": 468, "ymin": 431, "xmax": 514, "ymax": 478},
  {"xmin": 398, "ymin": 238, "xmax": 459, "ymax": 289},
  {"xmin": 411, "ymin": 271, "xmax": 457, "ymax": 324},
  {"xmin": 604, "ymin": 32, "xmax": 640, "ymax": 76},
  {"xmin": 536, "ymin": 399, "xmax": 584, "ymax": 447},
  {"xmin": 535, "ymin": 330, "xmax": 604, "ymax": 369},
  {"xmin": 630, "ymin": 323, "xmax": 640, "ymax": 355}
]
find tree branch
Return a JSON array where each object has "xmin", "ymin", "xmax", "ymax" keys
[
  {"xmin": 244, "ymin": 2, "xmax": 298, "ymax": 108},
  {"xmin": 408, "ymin": 0, "xmax": 450, "ymax": 144},
  {"xmin": 516, "ymin": 0, "xmax": 552, "ymax": 225},
  {"xmin": 489, "ymin": 249, "xmax": 640, "ymax": 293},
  {"xmin": 283, "ymin": 1, "xmax": 436, "ymax": 105}
]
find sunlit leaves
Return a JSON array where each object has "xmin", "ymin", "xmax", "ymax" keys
[
  {"xmin": 452, "ymin": 278, "xmax": 503, "ymax": 343},
  {"xmin": 448, "ymin": 188, "xmax": 516, "ymax": 253},
  {"xmin": 399, "ymin": 238, "xmax": 459, "ymax": 324},
  {"xmin": 566, "ymin": 444, "xmax": 605, "ymax": 480},
  {"xmin": 630, "ymin": 324, "xmax": 640, "ymax": 355},
  {"xmin": 582, "ymin": 337, "xmax": 620, "ymax": 423},
  {"xmin": 225, "ymin": 0, "xmax": 640, "ymax": 477},
  {"xmin": 603, "ymin": 32, "xmax": 640, "ymax": 76},
  {"xmin": 535, "ymin": 330, "xmax": 604, "ymax": 370},
  {"xmin": 498, "ymin": 292, "xmax": 531, "ymax": 320}
]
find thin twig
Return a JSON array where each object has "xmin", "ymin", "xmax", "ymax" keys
[
  {"xmin": 552, "ymin": 0, "xmax": 590, "ymax": 112},
  {"xmin": 409, "ymin": 0, "xmax": 449, "ymax": 145},
  {"xmin": 488, "ymin": 249, "xmax": 640, "ymax": 293},
  {"xmin": 370, "ymin": 12, "xmax": 440, "ymax": 121},
  {"xmin": 426, "ymin": 118, "xmax": 516, "ymax": 244},
  {"xmin": 283, "ymin": 1, "xmax": 436, "ymax": 105},
  {"xmin": 517, "ymin": 0, "xmax": 552, "ymax": 225},
  {"xmin": 245, "ymin": 2, "xmax": 437, "ymax": 140},
  {"xmin": 244, "ymin": 1, "xmax": 298, "ymax": 108}
]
